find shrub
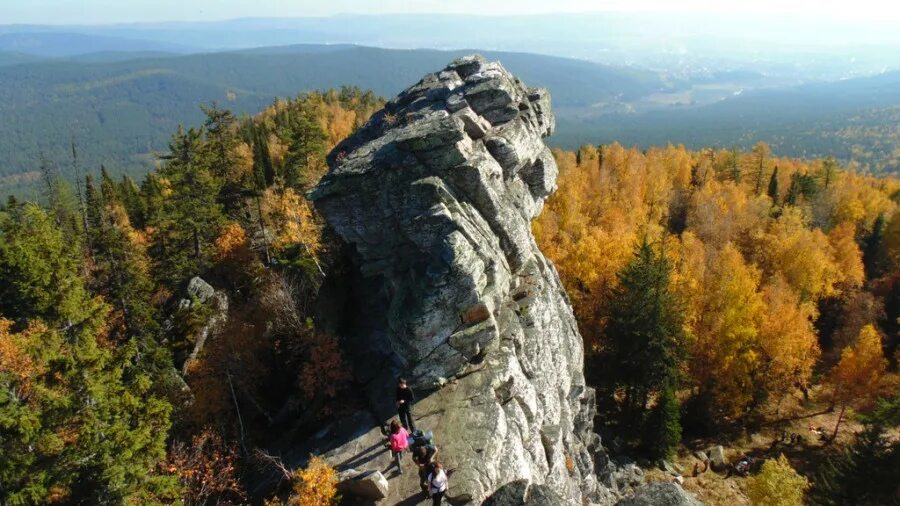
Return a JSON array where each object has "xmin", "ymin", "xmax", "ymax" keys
[{"xmin": 746, "ymin": 454, "xmax": 808, "ymax": 506}]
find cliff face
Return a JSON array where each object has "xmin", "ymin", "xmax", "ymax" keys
[{"xmin": 310, "ymin": 55, "xmax": 608, "ymax": 504}]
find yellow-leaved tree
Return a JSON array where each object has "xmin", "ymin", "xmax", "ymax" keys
[
  {"xmin": 290, "ymin": 456, "xmax": 339, "ymax": 506},
  {"xmin": 746, "ymin": 454, "xmax": 809, "ymax": 506},
  {"xmin": 758, "ymin": 277, "xmax": 820, "ymax": 407},
  {"xmin": 827, "ymin": 324, "xmax": 888, "ymax": 440},
  {"xmin": 685, "ymin": 243, "xmax": 765, "ymax": 417}
]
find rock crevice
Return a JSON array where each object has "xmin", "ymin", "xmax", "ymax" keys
[{"xmin": 311, "ymin": 55, "xmax": 605, "ymax": 504}]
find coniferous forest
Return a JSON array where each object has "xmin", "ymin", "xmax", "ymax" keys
[{"xmin": 1, "ymin": 88, "xmax": 899, "ymax": 505}]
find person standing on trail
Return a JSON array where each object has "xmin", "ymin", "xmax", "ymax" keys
[
  {"xmin": 389, "ymin": 420, "xmax": 410, "ymax": 474},
  {"xmin": 396, "ymin": 378, "xmax": 416, "ymax": 431},
  {"xmin": 413, "ymin": 444, "xmax": 439, "ymax": 492},
  {"xmin": 427, "ymin": 461, "xmax": 448, "ymax": 505}
]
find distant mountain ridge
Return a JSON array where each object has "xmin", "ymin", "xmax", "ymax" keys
[
  {"xmin": 1, "ymin": 42, "xmax": 899, "ymax": 198},
  {"xmin": 0, "ymin": 32, "xmax": 195, "ymax": 57},
  {"xmin": 0, "ymin": 44, "xmax": 661, "ymax": 196}
]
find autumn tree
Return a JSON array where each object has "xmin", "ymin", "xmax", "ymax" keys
[
  {"xmin": 827, "ymin": 324, "xmax": 888, "ymax": 440},
  {"xmin": 288, "ymin": 456, "xmax": 338, "ymax": 506},
  {"xmin": 684, "ymin": 243, "xmax": 764, "ymax": 419},
  {"xmin": 758, "ymin": 278, "xmax": 820, "ymax": 407},
  {"xmin": 166, "ymin": 427, "xmax": 247, "ymax": 505}
]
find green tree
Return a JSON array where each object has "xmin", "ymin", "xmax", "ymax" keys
[
  {"xmin": 863, "ymin": 213, "xmax": 886, "ymax": 278},
  {"xmin": 0, "ymin": 202, "xmax": 89, "ymax": 324},
  {"xmin": 282, "ymin": 108, "xmax": 328, "ymax": 189},
  {"xmin": 812, "ymin": 393, "xmax": 900, "ymax": 505},
  {"xmin": 602, "ymin": 238, "xmax": 685, "ymax": 456},
  {"xmin": 767, "ymin": 166, "xmax": 780, "ymax": 205},
  {"xmin": 150, "ymin": 126, "xmax": 226, "ymax": 288},
  {"xmin": 0, "ymin": 204, "xmax": 175, "ymax": 504}
]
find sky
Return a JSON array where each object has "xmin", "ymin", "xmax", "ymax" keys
[{"xmin": 3, "ymin": 0, "xmax": 899, "ymax": 25}]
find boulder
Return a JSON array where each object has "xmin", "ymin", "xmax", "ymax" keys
[
  {"xmin": 707, "ymin": 445, "xmax": 727, "ymax": 472},
  {"xmin": 336, "ymin": 469, "xmax": 389, "ymax": 500},
  {"xmin": 659, "ymin": 459, "xmax": 684, "ymax": 476},
  {"xmin": 693, "ymin": 450, "xmax": 708, "ymax": 463},
  {"xmin": 311, "ymin": 55, "xmax": 609, "ymax": 504},
  {"xmin": 616, "ymin": 482, "xmax": 703, "ymax": 506},
  {"xmin": 186, "ymin": 276, "xmax": 216, "ymax": 304}
]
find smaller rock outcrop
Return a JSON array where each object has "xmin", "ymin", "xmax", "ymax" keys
[
  {"xmin": 177, "ymin": 276, "xmax": 229, "ymax": 374},
  {"xmin": 706, "ymin": 446, "xmax": 727, "ymax": 472},
  {"xmin": 616, "ymin": 483, "xmax": 702, "ymax": 506},
  {"xmin": 337, "ymin": 469, "xmax": 390, "ymax": 501}
]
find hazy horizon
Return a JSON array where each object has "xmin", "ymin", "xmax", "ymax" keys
[{"xmin": 5, "ymin": 0, "xmax": 900, "ymax": 25}]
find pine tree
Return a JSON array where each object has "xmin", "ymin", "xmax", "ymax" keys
[
  {"xmin": 767, "ymin": 166, "xmax": 780, "ymax": 205},
  {"xmin": 283, "ymin": 108, "xmax": 328, "ymax": 189},
  {"xmin": 643, "ymin": 381, "xmax": 682, "ymax": 460},
  {"xmin": 603, "ymin": 238, "xmax": 685, "ymax": 456}
]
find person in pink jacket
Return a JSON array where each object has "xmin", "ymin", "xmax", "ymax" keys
[{"xmin": 388, "ymin": 419, "xmax": 410, "ymax": 474}]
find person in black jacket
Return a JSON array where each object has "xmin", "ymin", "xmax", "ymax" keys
[{"xmin": 396, "ymin": 378, "xmax": 416, "ymax": 431}]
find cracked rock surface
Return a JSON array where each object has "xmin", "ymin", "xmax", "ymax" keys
[{"xmin": 310, "ymin": 55, "xmax": 612, "ymax": 504}]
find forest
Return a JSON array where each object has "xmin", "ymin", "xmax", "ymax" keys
[
  {"xmin": 1, "ymin": 86, "xmax": 898, "ymax": 505},
  {"xmin": 534, "ymin": 142, "xmax": 900, "ymax": 504}
]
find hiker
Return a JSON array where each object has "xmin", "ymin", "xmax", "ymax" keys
[
  {"xmin": 389, "ymin": 420, "xmax": 410, "ymax": 474},
  {"xmin": 427, "ymin": 461, "xmax": 448, "ymax": 505},
  {"xmin": 396, "ymin": 378, "xmax": 416, "ymax": 431},
  {"xmin": 413, "ymin": 443, "xmax": 439, "ymax": 492}
]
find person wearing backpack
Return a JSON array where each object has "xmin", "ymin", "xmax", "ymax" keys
[
  {"xmin": 427, "ymin": 461, "xmax": 448, "ymax": 505},
  {"xmin": 396, "ymin": 378, "xmax": 416, "ymax": 431},
  {"xmin": 413, "ymin": 444, "xmax": 438, "ymax": 492},
  {"xmin": 388, "ymin": 419, "xmax": 410, "ymax": 474}
]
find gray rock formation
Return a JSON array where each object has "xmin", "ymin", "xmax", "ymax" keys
[
  {"xmin": 615, "ymin": 483, "xmax": 703, "ymax": 506},
  {"xmin": 310, "ymin": 55, "xmax": 606, "ymax": 504},
  {"xmin": 337, "ymin": 469, "xmax": 390, "ymax": 500},
  {"xmin": 178, "ymin": 277, "xmax": 229, "ymax": 375},
  {"xmin": 706, "ymin": 445, "xmax": 727, "ymax": 472}
]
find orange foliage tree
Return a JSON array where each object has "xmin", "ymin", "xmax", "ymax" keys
[
  {"xmin": 290, "ymin": 456, "xmax": 339, "ymax": 506},
  {"xmin": 827, "ymin": 324, "xmax": 888, "ymax": 440},
  {"xmin": 166, "ymin": 427, "xmax": 247, "ymax": 505}
]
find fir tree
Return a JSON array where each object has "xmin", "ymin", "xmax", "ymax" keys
[
  {"xmin": 0, "ymin": 204, "xmax": 175, "ymax": 504},
  {"xmin": 767, "ymin": 166, "xmax": 780, "ymax": 205},
  {"xmin": 603, "ymin": 238, "xmax": 685, "ymax": 456},
  {"xmin": 863, "ymin": 214, "xmax": 886, "ymax": 278}
]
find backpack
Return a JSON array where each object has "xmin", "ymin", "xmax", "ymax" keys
[{"xmin": 410, "ymin": 429, "xmax": 434, "ymax": 449}]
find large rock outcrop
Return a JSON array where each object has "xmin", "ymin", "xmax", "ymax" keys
[{"xmin": 310, "ymin": 55, "xmax": 606, "ymax": 504}]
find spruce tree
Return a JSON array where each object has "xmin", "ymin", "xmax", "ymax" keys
[
  {"xmin": 604, "ymin": 238, "xmax": 685, "ymax": 457},
  {"xmin": 152, "ymin": 126, "xmax": 226, "ymax": 287},
  {"xmin": 863, "ymin": 214, "xmax": 886, "ymax": 278},
  {"xmin": 767, "ymin": 166, "xmax": 780, "ymax": 204},
  {"xmin": 0, "ymin": 204, "xmax": 175, "ymax": 504}
]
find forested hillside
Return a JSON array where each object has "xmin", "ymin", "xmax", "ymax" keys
[
  {"xmin": 0, "ymin": 45, "xmax": 660, "ymax": 197},
  {"xmin": 5, "ymin": 45, "xmax": 900, "ymax": 201},
  {"xmin": 534, "ymin": 143, "xmax": 900, "ymax": 504},
  {"xmin": 1, "ymin": 76, "xmax": 897, "ymax": 502},
  {"xmin": 556, "ymin": 70, "xmax": 900, "ymax": 175},
  {"xmin": 1, "ymin": 88, "xmax": 381, "ymax": 504}
]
